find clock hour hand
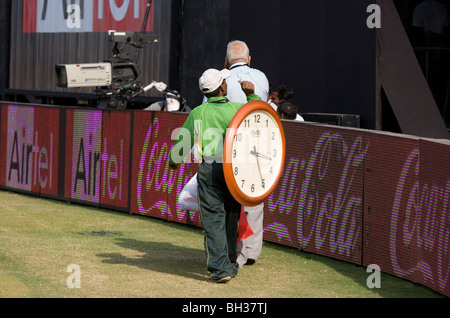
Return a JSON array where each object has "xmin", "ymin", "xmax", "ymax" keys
[
  {"xmin": 250, "ymin": 146, "xmax": 272, "ymax": 161},
  {"xmin": 257, "ymin": 152, "xmax": 272, "ymax": 161}
]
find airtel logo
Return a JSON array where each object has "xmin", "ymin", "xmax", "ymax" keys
[{"xmin": 24, "ymin": 0, "xmax": 154, "ymax": 33}]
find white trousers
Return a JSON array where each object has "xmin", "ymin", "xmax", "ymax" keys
[{"xmin": 236, "ymin": 203, "xmax": 264, "ymax": 268}]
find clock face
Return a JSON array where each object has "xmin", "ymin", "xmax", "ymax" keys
[{"xmin": 223, "ymin": 101, "xmax": 285, "ymax": 206}]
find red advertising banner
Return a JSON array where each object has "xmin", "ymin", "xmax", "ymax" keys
[
  {"xmin": 264, "ymin": 120, "xmax": 307, "ymax": 249},
  {"xmin": 129, "ymin": 111, "xmax": 200, "ymax": 226},
  {"xmin": 64, "ymin": 108, "xmax": 131, "ymax": 209},
  {"xmin": 92, "ymin": 0, "xmax": 154, "ymax": 33},
  {"xmin": 22, "ymin": 0, "xmax": 154, "ymax": 33},
  {"xmin": 301, "ymin": 125, "xmax": 365, "ymax": 265},
  {"xmin": 418, "ymin": 138, "xmax": 450, "ymax": 295},
  {"xmin": 363, "ymin": 134, "xmax": 450, "ymax": 296},
  {"xmin": 265, "ymin": 122, "xmax": 365, "ymax": 264},
  {"xmin": 363, "ymin": 133, "xmax": 421, "ymax": 283},
  {"xmin": 65, "ymin": 109, "xmax": 103, "ymax": 205},
  {"xmin": 0, "ymin": 105, "xmax": 60, "ymax": 198},
  {"xmin": 100, "ymin": 110, "xmax": 131, "ymax": 210}
]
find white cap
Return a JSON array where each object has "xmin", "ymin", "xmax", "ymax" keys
[{"xmin": 199, "ymin": 68, "xmax": 231, "ymax": 94}]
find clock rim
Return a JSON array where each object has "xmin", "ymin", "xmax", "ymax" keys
[{"xmin": 223, "ymin": 100, "xmax": 286, "ymax": 206}]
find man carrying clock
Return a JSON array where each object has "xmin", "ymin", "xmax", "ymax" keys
[{"xmin": 169, "ymin": 68, "xmax": 261, "ymax": 283}]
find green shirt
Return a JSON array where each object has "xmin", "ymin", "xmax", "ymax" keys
[{"xmin": 169, "ymin": 95, "xmax": 261, "ymax": 165}]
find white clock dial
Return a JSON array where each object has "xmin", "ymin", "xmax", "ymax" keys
[
  {"xmin": 231, "ymin": 110, "xmax": 284, "ymax": 198},
  {"xmin": 224, "ymin": 100, "xmax": 286, "ymax": 206}
]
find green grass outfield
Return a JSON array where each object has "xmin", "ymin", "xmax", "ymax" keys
[{"xmin": 0, "ymin": 190, "xmax": 444, "ymax": 298}]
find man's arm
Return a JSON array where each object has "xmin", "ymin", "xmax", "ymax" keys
[{"xmin": 239, "ymin": 81, "xmax": 262, "ymax": 101}]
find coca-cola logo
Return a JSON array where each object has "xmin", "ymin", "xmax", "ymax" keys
[
  {"xmin": 390, "ymin": 148, "xmax": 450, "ymax": 291},
  {"xmin": 268, "ymin": 132, "xmax": 368, "ymax": 259},
  {"xmin": 135, "ymin": 117, "xmax": 198, "ymax": 222}
]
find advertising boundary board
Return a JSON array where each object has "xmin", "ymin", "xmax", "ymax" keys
[{"xmin": 1, "ymin": 102, "xmax": 449, "ymax": 297}]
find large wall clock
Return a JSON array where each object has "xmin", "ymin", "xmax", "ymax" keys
[{"xmin": 223, "ymin": 100, "xmax": 286, "ymax": 206}]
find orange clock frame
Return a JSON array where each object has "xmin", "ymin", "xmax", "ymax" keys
[{"xmin": 223, "ymin": 100, "xmax": 286, "ymax": 206}]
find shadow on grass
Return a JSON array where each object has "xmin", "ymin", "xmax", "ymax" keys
[
  {"xmin": 263, "ymin": 242, "xmax": 445, "ymax": 298},
  {"xmin": 98, "ymin": 238, "xmax": 208, "ymax": 282}
]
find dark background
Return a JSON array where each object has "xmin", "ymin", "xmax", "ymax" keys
[{"xmin": 178, "ymin": 0, "xmax": 376, "ymax": 129}]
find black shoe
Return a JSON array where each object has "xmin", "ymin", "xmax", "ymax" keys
[
  {"xmin": 245, "ymin": 258, "xmax": 256, "ymax": 265},
  {"xmin": 207, "ymin": 275, "xmax": 231, "ymax": 283}
]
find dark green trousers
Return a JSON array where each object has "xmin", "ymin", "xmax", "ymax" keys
[{"xmin": 197, "ymin": 161, "xmax": 240, "ymax": 279}]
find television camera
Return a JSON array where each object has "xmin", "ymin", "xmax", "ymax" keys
[
  {"xmin": 55, "ymin": 30, "xmax": 163, "ymax": 109},
  {"xmin": 55, "ymin": 0, "xmax": 184, "ymax": 110}
]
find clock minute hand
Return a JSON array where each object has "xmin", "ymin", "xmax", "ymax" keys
[{"xmin": 251, "ymin": 146, "xmax": 264, "ymax": 181}]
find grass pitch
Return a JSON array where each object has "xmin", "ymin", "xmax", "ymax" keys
[{"xmin": 0, "ymin": 190, "xmax": 444, "ymax": 298}]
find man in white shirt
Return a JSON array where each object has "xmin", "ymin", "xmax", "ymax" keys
[
  {"xmin": 225, "ymin": 41, "xmax": 270, "ymax": 104},
  {"xmin": 224, "ymin": 40, "xmax": 269, "ymax": 268}
]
